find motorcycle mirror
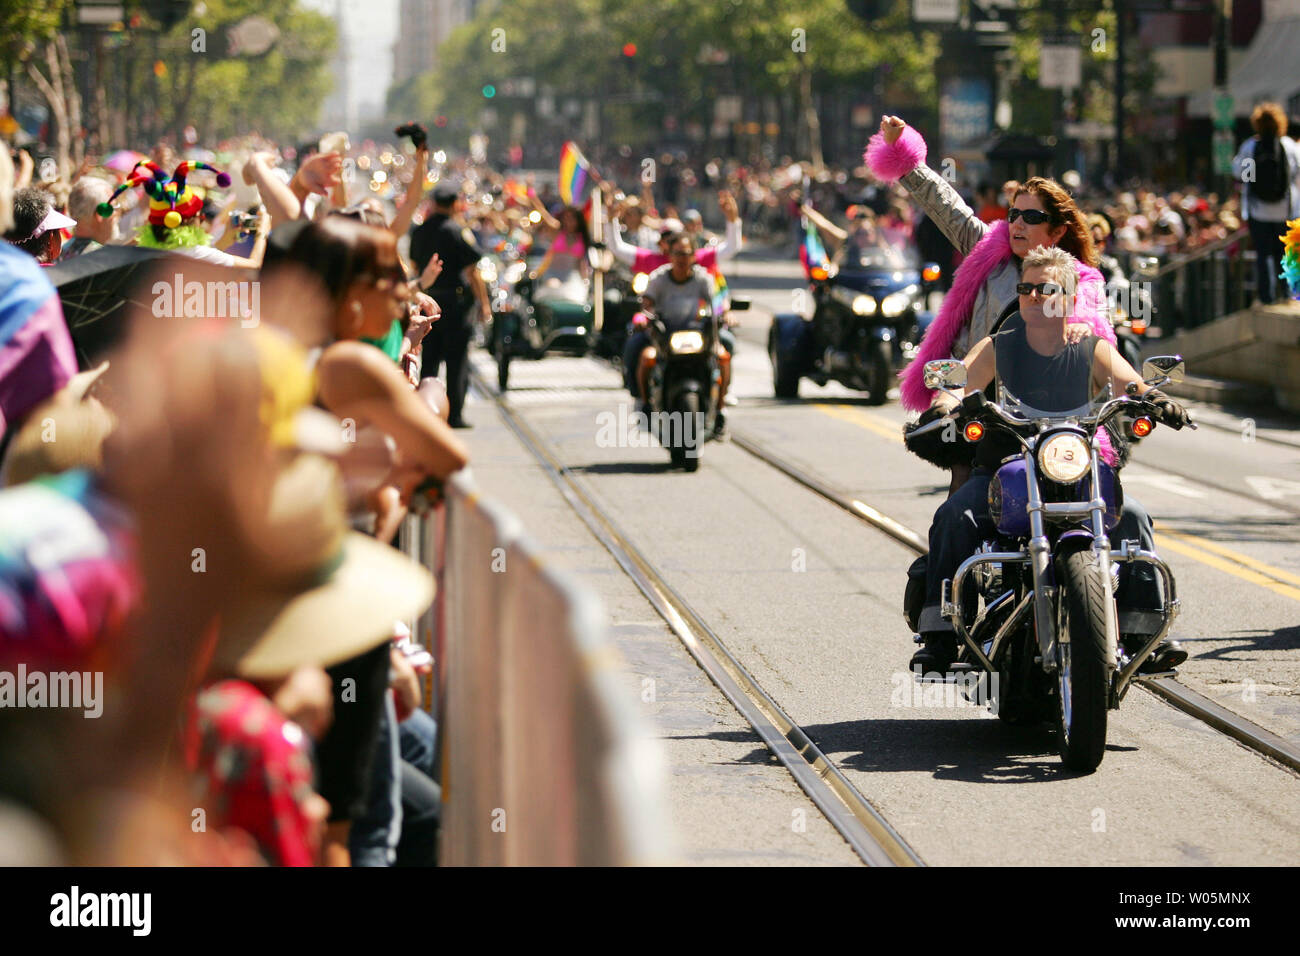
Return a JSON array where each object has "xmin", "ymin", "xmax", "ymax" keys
[
  {"xmin": 1141, "ymin": 355, "xmax": 1184, "ymax": 386},
  {"xmin": 923, "ymin": 359, "xmax": 967, "ymax": 391}
]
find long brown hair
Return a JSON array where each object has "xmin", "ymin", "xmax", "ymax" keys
[
  {"xmin": 1251, "ymin": 102, "xmax": 1287, "ymax": 139},
  {"xmin": 277, "ymin": 216, "xmax": 402, "ymax": 309},
  {"xmin": 1013, "ymin": 176, "xmax": 1098, "ymax": 267}
]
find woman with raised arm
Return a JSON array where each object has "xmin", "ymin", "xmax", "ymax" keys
[{"xmin": 866, "ymin": 115, "xmax": 1116, "ymax": 491}]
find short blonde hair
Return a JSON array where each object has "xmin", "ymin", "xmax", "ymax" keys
[{"xmin": 1022, "ymin": 244, "xmax": 1078, "ymax": 297}]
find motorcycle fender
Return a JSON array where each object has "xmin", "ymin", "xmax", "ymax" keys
[
  {"xmin": 665, "ymin": 377, "xmax": 704, "ymax": 413},
  {"xmin": 1055, "ymin": 529, "xmax": 1097, "ymax": 550},
  {"xmin": 771, "ymin": 313, "xmax": 812, "ymax": 367}
]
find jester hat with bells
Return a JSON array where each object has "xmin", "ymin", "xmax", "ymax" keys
[{"xmin": 98, "ymin": 159, "xmax": 232, "ymax": 248}]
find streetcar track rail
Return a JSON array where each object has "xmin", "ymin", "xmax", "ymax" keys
[
  {"xmin": 470, "ymin": 371, "xmax": 922, "ymax": 866},
  {"xmin": 728, "ymin": 427, "xmax": 1300, "ymax": 776}
]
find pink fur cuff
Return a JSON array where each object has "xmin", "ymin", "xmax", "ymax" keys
[{"xmin": 864, "ymin": 126, "xmax": 928, "ymax": 183}]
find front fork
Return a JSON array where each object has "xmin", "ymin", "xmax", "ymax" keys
[{"xmin": 1024, "ymin": 442, "xmax": 1119, "ymax": 673}]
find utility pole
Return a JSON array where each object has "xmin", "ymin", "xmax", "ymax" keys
[
  {"xmin": 1212, "ymin": 0, "xmax": 1234, "ymax": 198},
  {"xmin": 1115, "ymin": 0, "xmax": 1126, "ymax": 183}
]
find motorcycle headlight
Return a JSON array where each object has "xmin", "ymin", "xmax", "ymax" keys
[
  {"xmin": 880, "ymin": 292, "xmax": 911, "ymax": 317},
  {"xmin": 632, "ymin": 273, "xmax": 649, "ymax": 295},
  {"xmin": 1038, "ymin": 433, "xmax": 1091, "ymax": 483},
  {"xmin": 478, "ymin": 259, "xmax": 498, "ymax": 283},
  {"xmin": 669, "ymin": 330, "xmax": 704, "ymax": 354},
  {"xmin": 852, "ymin": 294, "xmax": 877, "ymax": 315}
]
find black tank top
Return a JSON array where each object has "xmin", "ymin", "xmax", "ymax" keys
[{"xmin": 975, "ymin": 313, "xmax": 1098, "ymax": 469}]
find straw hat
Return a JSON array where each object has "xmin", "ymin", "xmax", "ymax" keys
[
  {"xmin": 212, "ymin": 453, "xmax": 434, "ymax": 679},
  {"xmin": 1, "ymin": 362, "xmax": 114, "ymax": 487}
]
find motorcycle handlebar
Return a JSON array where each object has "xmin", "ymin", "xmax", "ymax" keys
[{"xmin": 907, "ymin": 391, "xmax": 1193, "ymax": 443}]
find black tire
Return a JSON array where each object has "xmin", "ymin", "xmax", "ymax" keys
[
  {"xmin": 769, "ymin": 324, "xmax": 800, "ymax": 398},
  {"xmin": 673, "ymin": 391, "xmax": 701, "ymax": 471},
  {"xmin": 1055, "ymin": 548, "xmax": 1114, "ymax": 773},
  {"xmin": 866, "ymin": 340, "xmax": 892, "ymax": 406}
]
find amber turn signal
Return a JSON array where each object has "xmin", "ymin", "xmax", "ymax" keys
[
  {"xmin": 1132, "ymin": 417, "xmax": 1154, "ymax": 438},
  {"xmin": 963, "ymin": 421, "xmax": 985, "ymax": 442}
]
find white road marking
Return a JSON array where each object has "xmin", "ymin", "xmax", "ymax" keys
[
  {"xmin": 1119, "ymin": 471, "xmax": 1208, "ymax": 499},
  {"xmin": 1243, "ymin": 475, "xmax": 1300, "ymax": 500}
]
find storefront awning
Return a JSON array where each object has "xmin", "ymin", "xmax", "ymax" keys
[{"xmin": 1186, "ymin": 16, "xmax": 1300, "ymax": 118}]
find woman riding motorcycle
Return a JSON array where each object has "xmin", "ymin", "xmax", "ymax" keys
[
  {"xmin": 865, "ymin": 115, "xmax": 1118, "ymax": 492},
  {"xmin": 531, "ymin": 204, "xmax": 591, "ymax": 304}
]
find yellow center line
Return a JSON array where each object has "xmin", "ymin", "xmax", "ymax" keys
[
  {"xmin": 816, "ymin": 404, "xmax": 903, "ymax": 443},
  {"xmin": 1154, "ymin": 525, "xmax": 1300, "ymax": 595}
]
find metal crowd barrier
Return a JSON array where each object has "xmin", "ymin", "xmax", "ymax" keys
[
  {"xmin": 399, "ymin": 471, "xmax": 672, "ymax": 866},
  {"xmin": 1130, "ymin": 229, "xmax": 1254, "ymax": 335}
]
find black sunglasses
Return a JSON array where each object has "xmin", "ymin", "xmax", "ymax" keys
[
  {"xmin": 1008, "ymin": 207, "xmax": 1053, "ymax": 225},
  {"xmin": 1016, "ymin": 281, "xmax": 1064, "ymax": 296}
]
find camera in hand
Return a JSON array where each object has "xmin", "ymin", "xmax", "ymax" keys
[
  {"xmin": 229, "ymin": 209, "xmax": 260, "ymax": 235},
  {"xmin": 395, "ymin": 122, "xmax": 428, "ymax": 151}
]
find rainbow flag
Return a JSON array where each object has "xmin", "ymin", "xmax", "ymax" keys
[
  {"xmin": 558, "ymin": 141, "xmax": 593, "ymax": 207},
  {"xmin": 799, "ymin": 219, "xmax": 828, "ymax": 278},
  {"xmin": 711, "ymin": 271, "xmax": 730, "ymax": 317}
]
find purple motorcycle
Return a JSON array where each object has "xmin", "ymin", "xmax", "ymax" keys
[{"xmin": 907, "ymin": 355, "xmax": 1192, "ymax": 772}]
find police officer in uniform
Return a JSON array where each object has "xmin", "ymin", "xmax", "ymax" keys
[{"xmin": 409, "ymin": 183, "xmax": 490, "ymax": 428}]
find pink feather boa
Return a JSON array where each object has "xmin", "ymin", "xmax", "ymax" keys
[{"xmin": 865, "ymin": 127, "xmax": 1118, "ymax": 462}]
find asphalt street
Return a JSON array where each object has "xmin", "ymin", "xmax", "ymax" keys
[{"xmin": 460, "ymin": 248, "xmax": 1300, "ymax": 865}]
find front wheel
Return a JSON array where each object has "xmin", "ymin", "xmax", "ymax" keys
[
  {"xmin": 865, "ymin": 340, "xmax": 892, "ymax": 405},
  {"xmin": 671, "ymin": 390, "xmax": 701, "ymax": 471},
  {"xmin": 1055, "ymin": 548, "xmax": 1114, "ymax": 773}
]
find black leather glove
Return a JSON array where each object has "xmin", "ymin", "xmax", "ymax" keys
[
  {"xmin": 903, "ymin": 397, "xmax": 976, "ymax": 470},
  {"xmin": 1145, "ymin": 390, "xmax": 1192, "ymax": 430}
]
